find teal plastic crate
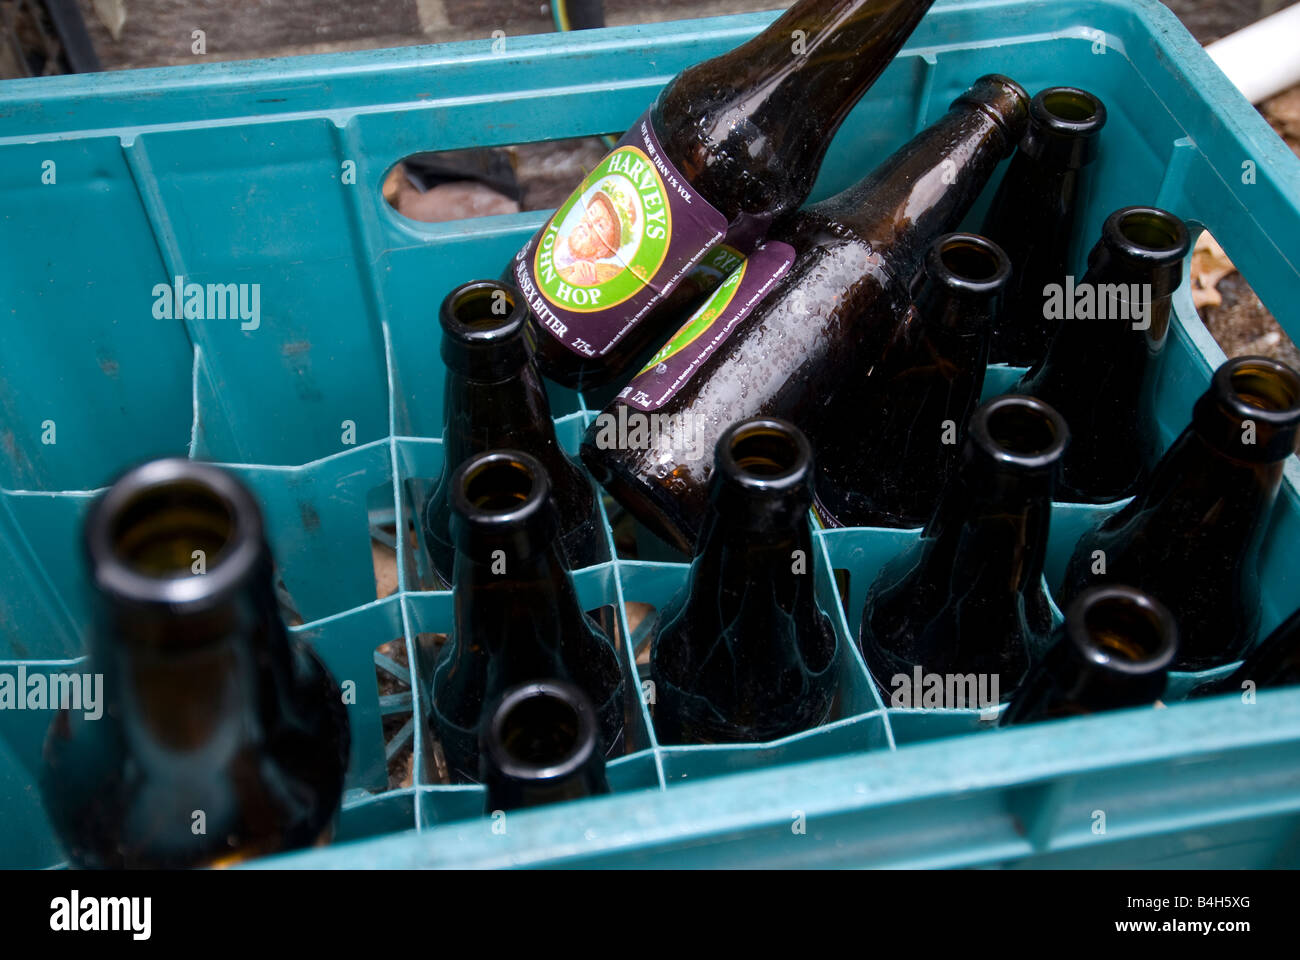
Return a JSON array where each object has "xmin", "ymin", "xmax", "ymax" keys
[{"xmin": 2, "ymin": 0, "xmax": 1300, "ymax": 869}]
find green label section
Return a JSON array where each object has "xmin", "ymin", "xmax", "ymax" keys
[{"xmin": 532, "ymin": 146, "xmax": 672, "ymax": 314}]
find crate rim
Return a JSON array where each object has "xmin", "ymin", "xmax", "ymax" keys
[{"xmin": 255, "ymin": 687, "xmax": 1300, "ymax": 868}]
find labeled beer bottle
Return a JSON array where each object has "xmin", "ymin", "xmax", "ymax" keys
[
  {"xmin": 423, "ymin": 280, "xmax": 607, "ymax": 586},
  {"xmin": 1000, "ymin": 585, "xmax": 1176, "ymax": 726},
  {"xmin": 481, "ymin": 680, "xmax": 611, "ymax": 811},
  {"xmin": 1060, "ymin": 356, "xmax": 1300, "ymax": 670},
  {"xmin": 41, "ymin": 459, "xmax": 350, "ymax": 869},
  {"xmin": 981, "ymin": 86, "xmax": 1107, "ymax": 366},
  {"xmin": 860, "ymin": 395, "xmax": 1068, "ymax": 704},
  {"xmin": 513, "ymin": 0, "xmax": 938, "ymax": 390},
  {"xmin": 1197, "ymin": 606, "xmax": 1300, "ymax": 696},
  {"xmin": 813, "ymin": 232, "xmax": 1011, "ymax": 529},
  {"xmin": 431, "ymin": 450, "xmax": 626, "ymax": 782},
  {"xmin": 1014, "ymin": 206, "xmax": 1191, "ymax": 503},
  {"xmin": 651, "ymin": 418, "xmax": 838, "ymax": 744},
  {"xmin": 583, "ymin": 75, "xmax": 1030, "ymax": 553}
]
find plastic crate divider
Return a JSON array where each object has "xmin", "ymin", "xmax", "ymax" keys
[
  {"xmin": 128, "ymin": 120, "xmax": 392, "ymax": 468},
  {"xmin": 0, "ymin": 489, "xmax": 98, "ymax": 660},
  {"xmin": 0, "ymin": 137, "xmax": 195, "ymax": 492},
  {"xmin": 0, "ymin": 491, "xmax": 90, "ymax": 661},
  {"xmin": 225, "ymin": 446, "xmax": 392, "ymax": 623},
  {"xmin": 293, "ymin": 595, "xmax": 405, "ymax": 796}
]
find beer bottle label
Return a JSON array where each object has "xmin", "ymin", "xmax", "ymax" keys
[
  {"xmin": 810, "ymin": 495, "xmax": 844, "ymax": 530},
  {"xmin": 617, "ymin": 240, "xmax": 795, "ymax": 412},
  {"xmin": 512, "ymin": 109, "xmax": 730, "ymax": 359}
]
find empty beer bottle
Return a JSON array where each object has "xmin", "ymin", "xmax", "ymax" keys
[
  {"xmin": 1196, "ymin": 606, "xmax": 1300, "ymax": 696},
  {"xmin": 432, "ymin": 450, "xmax": 626, "ymax": 782},
  {"xmin": 981, "ymin": 86, "xmax": 1107, "ymax": 366},
  {"xmin": 1014, "ymin": 206, "xmax": 1191, "ymax": 503},
  {"xmin": 582, "ymin": 75, "xmax": 1030, "ymax": 553},
  {"xmin": 860, "ymin": 395, "xmax": 1068, "ymax": 704},
  {"xmin": 651, "ymin": 418, "xmax": 838, "ymax": 744},
  {"xmin": 813, "ymin": 232, "xmax": 1011, "ymax": 529},
  {"xmin": 423, "ymin": 280, "xmax": 607, "ymax": 586},
  {"xmin": 1000, "ymin": 585, "xmax": 1176, "ymax": 726},
  {"xmin": 513, "ymin": 0, "xmax": 937, "ymax": 390},
  {"xmin": 481, "ymin": 680, "xmax": 611, "ymax": 811},
  {"xmin": 1060, "ymin": 356, "xmax": 1300, "ymax": 670},
  {"xmin": 41, "ymin": 459, "xmax": 350, "ymax": 869}
]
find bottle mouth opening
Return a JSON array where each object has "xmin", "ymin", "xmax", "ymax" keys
[
  {"xmin": 457, "ymin": 451, "xmax": 544, "ymax": 515},
  {"xmin": 441, "ymin": 280, "xmax": 525, "ymax": 343},
  {"xmin": 86, "ymin": 459, "xmax": 263, "ymax": 610},
  {"xmin": 1037, "ymin": 87, "xmax": 1105, "ymax": 127},
  {"xmin": 932, "ymin": 233, "xmax": 1011, "ymax": 294},
  {"xmin": 1102, "ymin": 207, "xmax": 1190, "ymax": 266},
  {"xmin": 1219, "ymin": 357, "xmax": 1300, "ymax": 424},
  {"xmin": 1069, "ymin": 587, "xmax": 1177, "ymax": 674},
  {"xmin": 112, "ymin": 480, "xmax": 236, "ymax": 578},
  {"xmin": 970, "ymin": 396, "xmax": 1069, "ymax": 469},
  {"xmin": 717, "ymin": 418, "xmax": 812, "ymax": 491},
  {"xmin": 487, "ymin": 681, "xmax": 595, "ymax": 780}
]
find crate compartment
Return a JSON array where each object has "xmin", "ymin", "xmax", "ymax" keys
[
  {"xmin": 0, "ymin": 139, "xmax": 195, "ymax": 492},
  {"xmin": 401, "ymin": 576, "xmax": 657, "ymax": 813}
]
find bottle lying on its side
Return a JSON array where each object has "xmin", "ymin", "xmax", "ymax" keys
[
  {"xmin": 512, "ymin": 0, "xmax": 940, "ymax": 391},
  {"xmin": 41, "ymin": 458, "xmax": 351, "ymax": 869},
  {"xmin": 583, "ymin": 75, "xmax": 1031, "ymax": 554}
]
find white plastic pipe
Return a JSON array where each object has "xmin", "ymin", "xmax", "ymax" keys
[{"xmin": 1206, "ymin": 3, "xmax": 1300, "ymax": 104}]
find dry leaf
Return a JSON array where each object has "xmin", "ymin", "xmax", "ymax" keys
[
  {"xmin": 1190, "ymin": 230, "xmax": 1236, "ymax": 309},
  {"xmin": 93, "ymin": 0, "xmax": 127, "ymax": 42}
]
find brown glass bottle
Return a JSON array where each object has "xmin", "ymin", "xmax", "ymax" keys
[
  {"xmin": 1059, "ymin": 356, "xmax": 1300, "ymax": 670},
  {"xmin": 431, "ymin": 450, "xmax": 626, "ymax": 782},
  {"xmin": 1000, "ymin": 585, "xmax": 1176, "ymax": 726},
  {"xmin": 515, "ymin": 0, "xmax": 938, "ymax": 390},
  {"xmin": 651, "ymin": 418, "xmax": 838, "ymax": 744},
  {"xmin": 813, "ymin": 232, "xmax": 1011, "ymax": 529},
  {"xmin": 981, "ymin": 86, "xmax": 1107, "ymax": 366},
  {"xmin": 860, "ymin": 395, "xmax": 1068, "ymax": 704},
  {"xmin": 480, "ymin": 680, "xmax": 611, "ymax": 811},
  {"xmin": 423, "ymin": 280, "xmax": 607, "ymax": 587},
  {"xmin": 40, "ymin": 459, "xmax": 350, "ymax": 869},
  {"xmin": 1014, "ymin": 207, "xmax": 1190, "ymax": 503},
  {"xmin": 582, "ymin": 75, "xmax": 1030, "ymax": 554},
  {"xmin": 1196, "ymin": 606, "xmax": 1300, "ymax": 696}
]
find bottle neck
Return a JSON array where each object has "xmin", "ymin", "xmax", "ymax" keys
[
  {"xmin": 656, "ymin": 0, "xmax": 935, "ymax": 221},
  {"xmin": 922, "ymin": 456, "xmax": 1054, "ymax": 596},
  {"xmin": 93, "ymin": 554, "xmax": 295, "ymax": 763},
  {"xmin": 1133, "ymin": 425, "xmax": 1286, "ymax": 544},
  {"xmin": 1235, "ymin": 608, "xmax": 1300, "ymax": 689},
  {"xmin": 812, "ymin": 86, "xmax": 1022, "ymax": 276},
  {"xmin": 440, "ymin": 361, "xmax": 557, "ymax": 465},
  {"xmin": 913, "ymin": 273, "xmax": 1000, "ymax": 353},
  {"xmin": 452, "ymin": 533, "xmax": 586, "ymax": 688},
  {"xmin": 689, "ymin": 488, "xmax": 817, "ymax": 596},
  {"xmin": 1011, "ymin": 630, "xmax": 1168, "ymax": 722}
]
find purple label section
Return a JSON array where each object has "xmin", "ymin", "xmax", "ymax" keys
[
  {"xmin": 514, "ymin": 109, "xmax": 729, "ymax": 360},
  {"xmin": 617, "ymin": 241, "xmax": 796, "ymax": 412}
]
